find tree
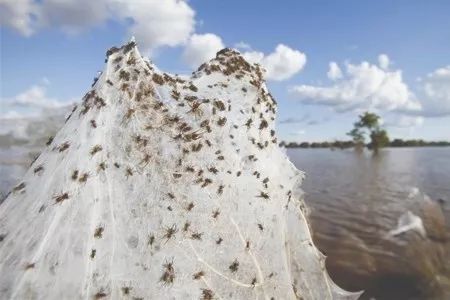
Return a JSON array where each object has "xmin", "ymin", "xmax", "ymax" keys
[
  {"xmin": 348, "ymin": 112, "xmax": 389, "ymax": 153},
  {"xmin": 347, "ymin": 128, "xmax": 365, "ymax": 151}
]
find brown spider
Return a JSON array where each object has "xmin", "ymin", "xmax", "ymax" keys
[
  {"xmin": 191, "ymin": 232, "xmax": 203, "ymax": 240},
  {"xmin": 71, "ymin": 170, "xmax": 79, "ymax": 180},
  {"xmin": 33, "ymin": 165, "xmax": 44, "ymax": 174},
  {"xmin": 98, "ymin": 162, "xmax": 107, "ymax": 171},
  {"xmin": 229, "ymin": 259, "xmax": 239, "ymax": 273},
  {"xmin": 186, "ymin": 202, "xmax": 195, "ymax": 211},
  {"xmin": 148, "ymin": 234, "xmax": 155, "ymax": 246},
  {"xmin": 94, "ymin": 291, "xmax": 107, "ymax": 299},
  {"xmin": 160, "ymin": 259, "xmax": 175, "ymax": 285},
  {"xmin": 259, "ymin": 119, "xmax": 268, "ymax": 130},
  {"xmin": 212, "ymin": 209, "xmax": 220, "ymax": 219},
  {"xmin": 191, "ymin": 143, "xmax": 203, "ymax": 152},
  {"xmin": 257, "ymin": 191, "xmax": 269, "ymax": 200},
  {"xmin": 78, "ymin": 173, "xmax": 89, "ymax": 183},
  {"xmin": 193, "ymin": 271, "xmax": 205, "ymax": 280},
  {"xmin": 217, "ymin": 117, "xmax": 227, "ymax": 126},
  {"xmin": 201, "ymin": 289, "xmax": 214, "ymax": 300},
  {"xmin": 46, "ymin": 136, "xmax": 54, "ymax": 146},
  {"xmin": 90, "ymin": 145, "xmax": 103, "ymax": 156},
  {"xmin": 213, "ymin": 100, "xmax": 226, "ymax": 111},
  {"xmin": 121, "ymin": 287, "xmax": 131, "ymax": 295},
  {"xmin": 94, "ymin": 226, "xmax": 104, "ymax": 238},
  {"xmin": 217, "ymin": 185, "xmax": 224, "ymax": 195},
  {"xmin": 201, "ymin": 178, "xmax": 212, "ymax": 188},
  {"xmin": 58, "ymin": 142, "xmax": 70, "ymax": 152},
  {"xmin": 53, "ymin": 192, "xmax": 69, "ymax": 204},
  {"xmin": 140, "ymin": 154, "xmax": 151, "ymax": 166},
  {"xmin": 125, "ymin": 167, "xmax": 133, "ymax": 177},
  {"xmin": 208, "ymin": 167, "xmax": 218, "ymax": 174},
  {"xmin": 188, "ymin": 101, "xmax": 203, "ymax": 117},
  {"xmin": 163, "ymin": 224, "xmax": 178, "ymax": 241},
  {"xmin": 245, "ymin": 118, "xmax": 253, "ymax": 129},
  {"xmin": 183, "ymin": 222, "xmax": 191, "ymax": 232},
  {"xmin": 124, "ymin": 108, "xmax": 135, "ymax": 120},
  {"xmin": 185, "ymin": 166, "xmax": 195, "ymax": 173}
]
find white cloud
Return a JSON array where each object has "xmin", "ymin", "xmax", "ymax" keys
[
  {"xmin": 243, "ymin": 44, "xmax": 307, "ymax": 81},
  {"xmin": 385, "ymin": 115, "xmax": 424, "ymax": 128},
  {"xmin": 0, "ymin": 0, "xmax": 196, "ymax": 51},
  {"xmin": 1, "ymin": 82, "xmax": 74, "ymax": 119},
  {"xmin": 327, "ymin": 62, "xmax": 342, "ymax": 81},
  {"xmin": 9, "ymin": 85, "xmax": 65, "ymax": 110},
  {"xmin": 183, "ymin": 33, "xmax": 224, "ymax": 68},
  {"xmin": 0, "ymin": 0, "xmax": 37, "ymax": 36},
  {"xmin": 115, "ymin": 0, "xmax": 195, "ymax": 51},
  {"xmin": 378, "ymin": 54, "xmax": 390, "ymax": 70},
  {"xmin": 290, "ymin": 58, "xmax": 421, "ymax": 113},
  {"xmin": 420, "ymin": 65, "xmax": 450, "ymax": 116},
  {"xmin": 234, "ymin": 41, "xmax": 252, "ymax": 51}
]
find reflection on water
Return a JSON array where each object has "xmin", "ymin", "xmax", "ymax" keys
[{"xmin": 287, "ymin": 147, "xmax": 450, "ymax": 299}]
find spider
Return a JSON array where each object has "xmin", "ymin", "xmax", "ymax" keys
[
  {"xmin": 193, "ymin": 271, "xmax": 205, "ymax": 280},
  {"xmin": 90, "ymin": 145, "xmax": 103, "ymax": 156},
  {"xmin": 53, "ymin": 192, "xmax": 69, "ymax": 204},
  {"xmin": 188, "ymin": 101, "xmax": 203, "ymax": 117},
  {"xmin": 257, "ymin": 191, "xmax": 270, "ymax": 200},
  {"xmin": 163, "ymin": 224, "xmax": 178, "ymax": 242},
  {"xmin": 229, "ymin": 259, "xmax": 239, "ymax": 273}
]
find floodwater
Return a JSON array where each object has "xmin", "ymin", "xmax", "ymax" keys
[{"xmin": 287, "ymin": 147, "xmax": 450, "ymax": 300}]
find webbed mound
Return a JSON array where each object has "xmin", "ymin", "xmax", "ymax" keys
[{"xmin": 0, "ymin": 41, "xmax": 358, "ymax": 299}]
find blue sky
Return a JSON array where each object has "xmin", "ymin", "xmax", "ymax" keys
[{"xmin": 1, "ymin": 0, "xmax": 450, "ymax": 142}]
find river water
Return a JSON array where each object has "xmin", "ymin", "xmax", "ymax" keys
[{"xmin": 287, "ymin": 147, "xmax": 450, "ymax": 299}]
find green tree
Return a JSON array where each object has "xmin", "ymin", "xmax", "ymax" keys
[
  {"xmin": 348, "ymin": 112, "xmax": 390, "ymax": 153},
  {"xmin": 347, "ymin": 127, "xmax": 365, "ymax": 150}
]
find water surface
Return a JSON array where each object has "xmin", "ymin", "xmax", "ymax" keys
[{"xmin": 287, "ymin": 147, "xmax": 450, "ymax": 299}]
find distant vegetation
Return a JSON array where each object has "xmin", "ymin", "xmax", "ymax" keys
[
  {"xmin": 281, "ymin": 139, "xmax": 450, "ymax": 149},
  {"xmin": 282, "ymin": 112, "xmax": 450, "ymax": 149},
  {"xmin": 347, "ymin": 112, "xmax": 389, "ymax": 153}
]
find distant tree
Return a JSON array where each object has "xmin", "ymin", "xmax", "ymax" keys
[
  {"xmin": 348, "ymin": 112, "xmax": 389, "ymax": 153},
  {"xmin": 347, "ymin": 128, "xmax": 365, "ymax": 151},
  {"xmin": 299, "ymin": 142, "xmax": 310, "ymax": 148}
]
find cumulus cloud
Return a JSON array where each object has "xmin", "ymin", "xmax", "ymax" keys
[
  {"xmin": 290, "ymin": 57, "xmax": 421, "ymax": 113},
  {"xmin": 0, "ymin": 0, "xmax": 195, "ymax": 51},
  {"xmin": 378, "ymin": 54, "xmax": 390, "ymax": 70},
  {"xmin": 385, "ymin": 115, "xmax": 424, "ymax": 128},
  {"xmin": 1, "ymin": 82, "xmax": 75, "ymax": 119},
  {"xmin": 420, "ymin": 65, "xmax": 450, "ymax": 116},
  {"xmin": 0, "ymin": 0, "xmax": 38, "ymax": 36},
  {"xmin": 234, "ymin": 41, "xmax": 252, "ymax": 51},
  {"xmin": 183, "ymin": 33, "xmax": 224, "ymax": 68},
  {"xmin": 327, "ymin": 62, "xmax": 342, "ymax": 80},
  {"xmin": 243, "ymin": 44, "xmax": 307, "ymax": 81},
  {"xmin": 116, "ymin": 0, "xmax": 195, "ymax": 50}
]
